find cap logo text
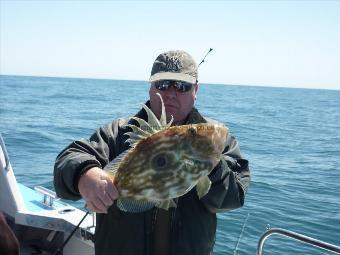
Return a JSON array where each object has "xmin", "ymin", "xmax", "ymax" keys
[{"xmin": 166, "ymin": 56, "xmax": 182, "ymax": 72}]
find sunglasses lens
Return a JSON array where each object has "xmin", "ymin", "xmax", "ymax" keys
[
  {"xmin": 154, "ymin": 80, "xmax": 171, "ymax": 91},
  {"xmin": 174, "ymin": 81, "xmax": 193, "ymax": 92},
  {"xmin": 154, "ymin": 80, "xmax": 193, "ymax": 92}
]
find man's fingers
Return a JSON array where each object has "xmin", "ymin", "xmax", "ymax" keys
[
  {"xmin": 100, "ymin": 191, "xmax": 114, "ymax": 207},
  {"xmin": 106, "ymin": 180, "xmax": 119, "ymax": 201},
  {"xmin": 78, "ymin": 168, "xmax": 117, "ymax": 213},
  {"xmin": 90, "ymin": 199, "xmax": 107, "ymax": 214},
  {"xmin": 97, "ymin": 179, "xmax": 117, "ymax": 206},
  {"xmin": 86, "ymin": 201, "xmax": 102, "ymax": 213}
]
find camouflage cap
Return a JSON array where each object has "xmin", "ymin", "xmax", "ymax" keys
[{"xmin": 149, "ymin": 50, "xmax": 198, "ymax": 84}]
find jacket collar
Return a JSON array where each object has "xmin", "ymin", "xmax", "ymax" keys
[{"xmin": 185, "ymin": 107, "xmax": 207, "ymax": 124}]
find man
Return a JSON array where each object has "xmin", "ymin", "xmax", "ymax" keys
[{"xmin": 54, "ymin": 50, "xmax": 250, "ymax": 255}]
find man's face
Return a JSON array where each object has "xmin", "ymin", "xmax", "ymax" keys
[{"xmin": 149, "ymin": 81, "xmax": 198, "ymax": 125}]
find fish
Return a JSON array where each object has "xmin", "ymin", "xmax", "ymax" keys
[{"xmin": 104, "ymin": 93, "xmax": 228, "ymax": 212}]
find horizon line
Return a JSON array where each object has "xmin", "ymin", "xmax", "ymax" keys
[{"xmin": 0, "ymin": 73, "xmax": 339, "ymax": 92}]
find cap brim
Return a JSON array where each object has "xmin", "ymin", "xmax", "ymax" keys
[{"xmin": 149, "ymin": 72, "xmax": 196, "ymax": 84}]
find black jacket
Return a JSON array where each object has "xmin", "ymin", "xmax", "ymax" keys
[{"xmin": 54, "ymin": 104, "xmax": 250, "ymax": 255}]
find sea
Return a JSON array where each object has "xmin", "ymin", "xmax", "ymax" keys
[{"xmin": 0, "ymin": 75, "xmax": 339, "ymax": 255}]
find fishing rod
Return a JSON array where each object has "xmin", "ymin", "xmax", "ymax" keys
[
  {"xmin": 233, "ymin": 213, "xmax": 250, "ymax": 255},
  {"xmin": 198, "ymin": 48, "xmax": 213, "ymax": 67},
  {"xmin": 54, "ymin": 210, "xmax": 90, "ymax": 255}
]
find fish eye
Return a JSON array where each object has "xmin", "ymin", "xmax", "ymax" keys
[
  {"xmin": 151, "ymin": 153, "xmax": 169, "ymax": 170},
  {"xmin": 157, "ymin": 156, "xmax": 166, "ymax": 167}
]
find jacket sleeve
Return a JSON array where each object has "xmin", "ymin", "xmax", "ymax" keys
[
  {"xmin": 201, "ymin": 133, "xmax": 251, "ymax": 213},
  {"xmin": 53, "ymin": 121, "xmax": 120, "ymax": 200}
]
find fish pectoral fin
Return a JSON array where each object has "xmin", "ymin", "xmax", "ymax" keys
[
  {"xmin": 196, "ymin": 176, "xmax": 211, "ymax": 199},
  {"xmin": 157, "ymin": 199, "xmax": 177, "ymax": 210}
]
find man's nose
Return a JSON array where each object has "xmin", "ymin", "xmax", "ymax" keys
[{"xmin": 164, "ymin": 85, "xmax": 177, "ymax": 99}]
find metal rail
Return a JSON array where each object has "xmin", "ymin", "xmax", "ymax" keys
[{"xmin": 257, "ymin": 228, "xmax": 340, "ymax": 255}]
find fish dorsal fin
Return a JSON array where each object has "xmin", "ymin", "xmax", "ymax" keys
[
  {"xmin": 124, "ymin": 120, "xmax": 153, "ymax": 147},
  {"xmin": 126, "ymin": 124, "xmax": 151, "ymax": 137},
  {"xmin": 130, "ymin": 117, "xmax": 157, "ymax": 134},
  {"xmin": 104, "ymin": 149, "xmax": 131, "ymax": 174},
  {"xmin": 156, "ymin": 93, "xmax": 174, "ymax": 128},
  {"xmin": 167, "ymin": 115, "xmax": 174, "ymax": 128},
  {"xmin": 141, "ymin": 103, "xmax": 162, "ymax": 130},
  {"xmin": 157, "ymin": 93, "xmax": 167, "ymax": 127},
  {"xmin": 124, "ymin": 132, "xmax": 146, "ymax": 148},
  {"xmin": 196, "ymin": 176, "xmax": 212, "ymax": 199}
]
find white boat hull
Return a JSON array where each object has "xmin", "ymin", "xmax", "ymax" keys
[{"xmin": 0, "ymin": 134, "xmax": 95, "ymax": 255}]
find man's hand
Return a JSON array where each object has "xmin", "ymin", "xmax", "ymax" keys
[{"xmin": 78, "ymin": 167, "xmax": 118, "ymax": 213}]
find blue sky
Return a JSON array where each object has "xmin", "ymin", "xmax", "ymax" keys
[{"xmin": 1, "ymin": 1, "xmax": 339, "ymax": 90}]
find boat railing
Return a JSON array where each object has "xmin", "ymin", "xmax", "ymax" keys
[
  {"xmin": 257, "ymin": 227, "xmax": 340, "ymax": 255},
  {"xmin": 34, "ymin": 186, "xmax": 58, "ymax": 207}
]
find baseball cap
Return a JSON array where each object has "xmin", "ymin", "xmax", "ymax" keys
[{"xmin": 149, "ymin": 50, "xmax": 198, "ymax": 84}]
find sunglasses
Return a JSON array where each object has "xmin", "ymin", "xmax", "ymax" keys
[{"xmin": 154, "ymin": 80, "xmax": 194, "ymax": 93}]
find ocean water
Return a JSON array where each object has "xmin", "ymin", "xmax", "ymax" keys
[{"xmin": 1, "ymin": 75, "xmax": 339, "ymax": 255}]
